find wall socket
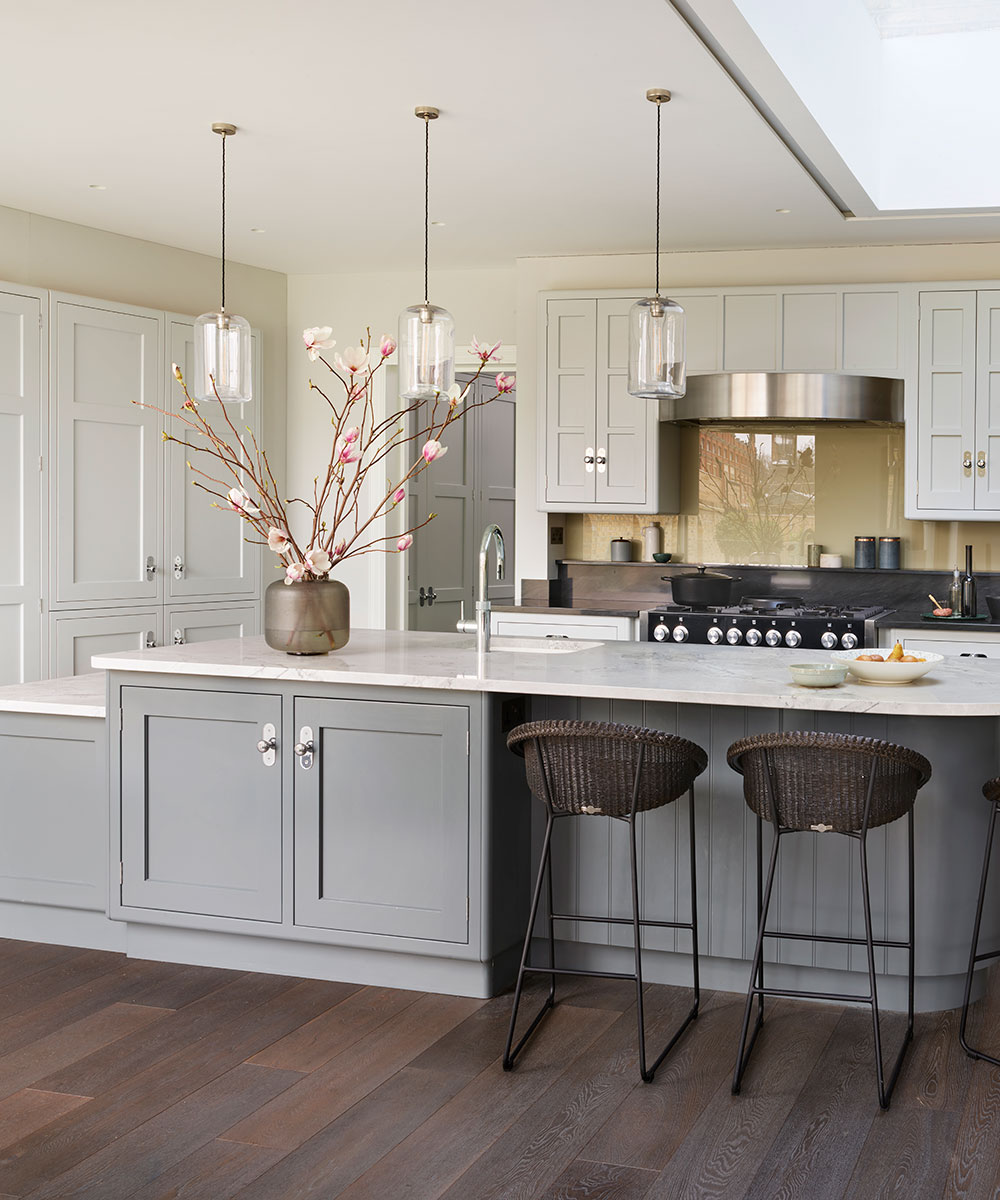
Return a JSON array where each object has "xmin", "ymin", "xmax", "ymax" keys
[{"xmin": 550, "ymin": 526, "xmax": 564, "ymax": 545}]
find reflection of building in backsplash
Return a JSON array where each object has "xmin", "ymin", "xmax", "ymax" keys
[{"xmin": 562, "ymin": 425, "xmax": 1000, "ymax": 571}]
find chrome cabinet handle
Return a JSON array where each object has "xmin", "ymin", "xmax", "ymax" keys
[
  {"xmin": 978, "ymin": 451, "xmax": 987, "ymax": 471},
  {"xmin": 426, "ymin": 585, "xmax": 436, "ymax": 606},
  {"xmin": 584, "ymin": 445, "xmax": 595, "ymax": 473},
  {"xmin": 144, "ymin": 630, "xmax": 156, "ymax": 648},
  {"xmin": 294, "ymin": 726, "xmax": 315, "ymax": 770},
  {"xmin": 596, "ymin": 447, "xmax": 607, "ymax": 474},
  {"xmin": 173, "ymin": 556, "xmax": 184, "ymax": 579},
  {"xmin": 145, "ymin": 555, "xmax": 156, "ymax": 581},
  {"xmin": 173, "ymin": 629, "xmax": 184, "ymax": 645},
  {"xmin": 964, "ymin": 452, "xmax": 973, "ymax": 472},
  {"xmin": 257, "ymin": 723, "xmax": 277, "ymax": 767},
  {"xmin": 418, "ymin": 587, "xmax": 427, "ymax": 607}
]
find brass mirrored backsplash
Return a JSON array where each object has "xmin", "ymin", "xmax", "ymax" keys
[{"xmin": 563, "ymin": 426, "xmax": 1000, "ymax": 571}]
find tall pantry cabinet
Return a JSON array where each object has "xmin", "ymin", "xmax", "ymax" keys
[{"xmin": 0, "ymin": 283, "xmax": 262, "ymax": 684}]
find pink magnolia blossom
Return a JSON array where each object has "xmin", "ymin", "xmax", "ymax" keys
[
  {"xmin": 495, "ymin": 372, "xmax": 516, "ymax": 394},
  {"xmin": 397, "ymin": 533, "xmax": 413, "ymax": 552},
  {"xmin": 172, "ymin": 362, "xmax": 183, "ymax": 381},
  {"xmin": 445, "ymin": 384, "xmax": 463, "ymax": 409},
  {"xmin": 267, "ymin": 527, "xmax": 291, "ymax": 553},
  {"xmin": 227, "ymin": 487, "xmax": 260, "ymax": 517},
  {"xmin": 303, "ymin": 326, "xmax": 336, "ymax": 362},
  {"xmin": 305, "ymin": 547, "xmax": 332, "ymax": 575},
  {"xmin": 422, "ymin": 439, "xmax": 448, "ymax": 463},
  {"xmin": 392, "ymin": 487, "xmax": 406, "ymax": 505},
  {"xmin": 335, "ymin": 345, "xmax": 369, "ymax": 374},
  {"xmin": 332, "ymin": 539, "xmax": 347, "ymax": 560},
  {"xmin": 470, "ymin": 335, "xmax": 501, "ymax": 363},
  {"xmin": 338, "ymin": 442, "xmax": 361, "ymax": 465},
  {"xmin": 380, "ymin": 334, "xmax": 397, "ymax": 358},
  {"xmin": 341, "ymin": 426, "xmax": 360, "ymax": 444},
  {"xmin": 284, "ymin": 561, "xmax": 307, "ymax": 585}
]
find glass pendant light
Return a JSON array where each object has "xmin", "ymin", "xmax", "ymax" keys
[
  {"xmin": 628, "ymin": 89, "xmax": 686, "ymax": 401},
  {"xmin": 193, "ymin": 122, "xmax": 252, "ymax": 404},
  {"xmin": 399, "ymin": 106, "xmax": 455, "ymax": 402}
]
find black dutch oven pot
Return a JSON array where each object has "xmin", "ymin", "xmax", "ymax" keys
[{"xmin": 666, "ymin": 565, "xmax": 741, "ymax": 608}]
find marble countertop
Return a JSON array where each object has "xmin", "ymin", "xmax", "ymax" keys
[
  {"xmin": 91, "ymin": 631, "xmax": 1000, "ymax": 717},
  {"xmin": 0, "ymin": 672, "xmax": 105, "ymax": 717}
]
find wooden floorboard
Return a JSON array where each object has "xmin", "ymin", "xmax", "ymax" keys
[{"xmin": 0, "ymin": 943, "xmax": 992, "ymax": 1199}]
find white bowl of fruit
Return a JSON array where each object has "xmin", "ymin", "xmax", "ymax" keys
[{"xmin": 831, "ymin": 643, "xmax": 943, "ymax": 685}]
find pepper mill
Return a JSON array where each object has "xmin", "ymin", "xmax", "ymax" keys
[{"xmin": 961, "ymin": 544, "xmax": 978, "ymax": 618}]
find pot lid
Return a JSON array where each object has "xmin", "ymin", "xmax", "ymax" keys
[{"xmin": 669, "ymin": 566, "xmax": 740, "ymax": 582}]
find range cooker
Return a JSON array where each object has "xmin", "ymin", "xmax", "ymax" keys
[{"xmin": 643, "ymin": 597, "xmax": 891, "ymax": 650}]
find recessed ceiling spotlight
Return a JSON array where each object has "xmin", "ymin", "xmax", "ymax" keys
[
  {"xmin": 250, "ymin": 227, "xmax": 266, "ymax": 233},
  {"xmin": 88, "ymin": 184, "xmax": 107, "ymax": 190},
  {"xmin": 775, "ymin": 207, "xmax": 791, "ymax": 213}
]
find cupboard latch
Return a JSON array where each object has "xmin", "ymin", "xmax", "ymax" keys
[
  {"xmin": 256, "ymin": 724, "xmax": 277, "ymax": 767},
  {"xmin": 294, "ymin": 727, "xmax": 315, "ymax": 770}
]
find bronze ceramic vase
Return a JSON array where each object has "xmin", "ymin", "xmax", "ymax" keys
[{"xmin": 264, "ymin": 578, "xmax": 350, "ymax": 654}]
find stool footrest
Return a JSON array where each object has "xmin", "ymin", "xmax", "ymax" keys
[
  {"xmin": 523, "ymin": 965, "xmax": 638, "ymax": 982},
  {"xmin": 550, "ymin": 911, "xmax": 695, "ymax": 931},
  {"xmin": 750, "ymin": 984, "xmax": 874, "ymax": 1005},
  {"xmin": 764, "ymin": 929, "xmax": 908, "ymax": 949}
]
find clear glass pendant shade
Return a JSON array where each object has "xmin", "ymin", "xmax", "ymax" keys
[
  {"xmin": 193, "ymin": 310, "xmax": 252, "ymax": 404},
  {"xmin": 398, "ymin": 303, "xmax": 455, "ymax": 401},
  {"xmin": 627, "ymin": 296, "xmax": 686, "ymax": 400}
]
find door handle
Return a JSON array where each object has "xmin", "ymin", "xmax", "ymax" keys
[
  {"xmin": 584, "ymin": 446, "xmax": 595, "ymax": 473},
  {"xmin": 145, "ymin": 556, "xmax": 156, "ymax": 581},
  {"xmin": 294, "ymin": 726, "xmax": 315, "ymax": 770},
  {"xmin": 426, "ymin": 586, "xmax": 436, "ymax": 606},
  {"xmin": 173, "ymin": 556, "xmax": 184, "ymax": 579},
  {"xmin": 964, "ymin": 451, "xmax": 973, "ymax": 473},
  {"xmin": 418, "ymin": 587, "xmax": 427, "ymax": 607},
  {"xmin": 256, "ymin": 723, "xmax": 277, "ymax": 767},
  {"xmin": 978, "ymin": 451, "xmax": 987, "ymax": 472},
  {"xmin": 596, "ymin": 447, "xmax": 607, "ymax": 474},
  {"xmin": 144, "ymin": 630, "xmax": 156, "ymax": 648},
  {"xmin": 173, "ymin": 629, "xmax": 184, "ymax": 645}
]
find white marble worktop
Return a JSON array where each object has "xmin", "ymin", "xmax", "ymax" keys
[
  {"xmin": 0, "ymin": 672, "xmax": 106, "ymax": 717},
  {"xmin": 90, "ymin": 630, "xmax": 1000, "ymax": 717}
]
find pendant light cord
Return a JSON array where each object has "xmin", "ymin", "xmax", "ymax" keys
[
  {"xmin": 654, "ymin": 98, "xmax": 661, "ymax": 299},
  {"xmin": 423, "ymin": 115, "xmax": 430, "ymax": 305},
  {"xmin": 218, "ymin": 131, "xmax": 225, "ymax": 314}
]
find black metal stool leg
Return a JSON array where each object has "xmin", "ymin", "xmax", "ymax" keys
[
  {"xmin": 732, "ymin": 821, "xmax": 781, "ymax": 1094},
  {"xmin": 960, "ymin": 799, "xmax": 1000, "ymax": 1065},
  {"xmin": 503, "ymin": 812, "xmax": 556, "ymax": 1070}
]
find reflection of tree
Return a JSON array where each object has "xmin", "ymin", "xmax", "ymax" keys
[{"xmin": 700, "ymin": 435, "xmax": 815, "ymax": 564}]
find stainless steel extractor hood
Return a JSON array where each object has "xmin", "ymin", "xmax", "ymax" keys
[{"xmin": 667, "ymin": 372, "xmax": 903, "ymax": 424}]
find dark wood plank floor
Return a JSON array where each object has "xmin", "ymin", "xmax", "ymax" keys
[{"xmin": 0, "ymin": 941, "xmax": 997, "ymax": 1198}]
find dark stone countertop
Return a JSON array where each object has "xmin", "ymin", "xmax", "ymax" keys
[{"xmin": 875, "ymin": 609, "xmax": 1000, "ymax": 632}]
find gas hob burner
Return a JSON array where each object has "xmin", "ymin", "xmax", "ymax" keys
[{"xmin": 738, "ymin": 596, "xmax": 805, "ymax": 613}]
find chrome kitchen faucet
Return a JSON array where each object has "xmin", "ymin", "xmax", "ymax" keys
[{"xmin": 457, "ymin": 523, "xmax": 506, "ymax": 654}]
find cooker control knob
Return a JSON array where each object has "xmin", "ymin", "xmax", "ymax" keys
[
  {"xmin": 784, "ymin": 629, "xmax": 802, "ymax": 648},
  {"xmin": 745, "ymin": 628, "xmax": 762, "ymax": 646},
  {"xmin": 726, "ymin": 627, "xmax": 743, "ymax": 644},
  {"xmin": 821, "ymin": 631, "xmax": 839, "ymax": 649},
  {"xmin": 765, "ymin": 629, "xmax": 782, "ymax": 647},
  {"xmin": 671, "ymin": 625, "xmax": 690, "ymax": 643},
  {"xmin": 707, "ymin": 626, "xmax": 723, "ymax": 644},
  {"xmin": 841, "ymin": 632, "xmax": 859, "ymax": 650},
  {"xmin": 652, "ymin": 622, "xmax": 668, "ymax": 642}
]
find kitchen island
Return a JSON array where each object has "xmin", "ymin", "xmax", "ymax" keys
[
  {"xmin": 81, "ymin": 631, "xmax": 1000, "ymax": 1009},
  {"xmin": 2, "ymin": 631, "xmax": 997, "ymax": 1007}
]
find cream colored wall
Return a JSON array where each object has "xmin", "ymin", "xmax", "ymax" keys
[
  {"xmin": 516, "ymin": 243, "xmax": 1000, "ymax": 588},
  {"xmin": 0, "ymin": 202, "xmax": 288, "ymax": 489},
  {"xmin": 286, "ymin": 267, "xmax": 516, "ymax": 627}
]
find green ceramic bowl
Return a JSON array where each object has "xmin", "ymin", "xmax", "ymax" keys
[
  {"xmin": 788, "ymin": 662, "xmax": 848, "ymax": 688},
  {"xmin": 652, "ymin": 552, "xmax": 672, "ymax": 563}
]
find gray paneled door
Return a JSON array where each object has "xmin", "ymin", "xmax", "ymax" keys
[
  {"xmin": 52, "ymin": 296, "xmax": 162, "ymax": 604},
  {"xmin": 121, "ymin": 687, "xmax": 282, "ymax": 922},
  {"xmin": 166, "ymin": 318, "xmax": 260, "ymax": 599},
  {"xmin": 293, "ymin": 697, "xmax": 470, "ymax": 942},
  {"xmin": 0, "ymin": 287, "xmax": 43, "ymax": 683}
]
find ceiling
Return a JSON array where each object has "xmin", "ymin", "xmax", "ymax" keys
[
  {"xmin": 2, "ymin": 0, "xmax": 1000, "ymax": 276},
  {"xmin": 862, "ymin": 0, "xmax": 1000, "ymax": 37}
]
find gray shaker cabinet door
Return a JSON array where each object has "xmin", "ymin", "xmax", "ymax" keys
[
  {"xmin": 51, "ymin": 297, "xmax": 162, "ymax": 604},
  {"xmin": 121, "ymin": 687, "xmax": 282, "ymax": 922},
  {"xmin": 166, "ymin": 319, "xmax": 260, "ymax": 600},
  {"xmin": 293, "ymin": 698, "xmax": 469, "ymax": 943}
]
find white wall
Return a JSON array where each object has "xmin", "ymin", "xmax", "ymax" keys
[
  {"xmin": 286, "ymin": 267, "xmax": 516, "ymax": 627},
  {"xmin": 516, "ymin": 242, "xmax": 1000, "ymax": 588}
]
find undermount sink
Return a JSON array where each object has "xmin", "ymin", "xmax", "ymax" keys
[{"xmin": 487, "ymin": 637, "xmax": 600, "ymax": 654}]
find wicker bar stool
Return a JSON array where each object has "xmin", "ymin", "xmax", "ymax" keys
[
  {"xmin": 727, "ymin": 731, "xmax": 931, "ymax": 1109},
  {"xmin": 959, "ymin": 777, "xmax": 1000, "ymax": 1065},
  {"xmin": 503, "ymin": 719, "xmax": 707, "ymax": 1083}
]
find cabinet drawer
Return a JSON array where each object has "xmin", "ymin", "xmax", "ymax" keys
[{"xmin": 492, "ymin": 615, "xmax": 634, "ymax": 640}]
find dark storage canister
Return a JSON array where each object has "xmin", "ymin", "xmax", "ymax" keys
[
  {"xmin": 854, "ymin": 536, "xmax": 877, "ymax": 569},
  {"xmin": 878, "ymin": 537, "xmax": 900, "ymax": 570}
]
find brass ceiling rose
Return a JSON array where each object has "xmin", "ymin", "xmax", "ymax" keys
[{"xmin": 646, "ymin": 89, "xmax": 671, "ymax": 105}]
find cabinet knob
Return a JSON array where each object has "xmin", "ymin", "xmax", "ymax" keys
[
  {"xmin": 145, "ymin": 555, "xmax": 156, "ymax": 581},
  {"xmin": 596, "ymin": 448, "xmax": 607, "ymax": 474},
  {"xmin": 144, "ymin": 630, "xmax": 156, "ymax": 648},
  {"xmin": 294, "ymin": 726, "xmax": 315, "ymax": 769},
  {"xmin": 173, "ymin": 629, "xmax": 184, "ymax": 645},
  {"xmin": 584, "ymin": 446, "xmax": 595, "ymax": 473},
  {"xmin": 964, "ymin": 452, "xmax": 973, "ymax": 472},
  {"xmin": 257, "ymin": 723, "xmax": 277, "ymax": 767},
  {"xmin": 978, "ymin": 451, "xmax": 987, "ymax": 471},
  {"xmin": 173, "ymin": 556, "xmax": 184, "ymax": 579}
]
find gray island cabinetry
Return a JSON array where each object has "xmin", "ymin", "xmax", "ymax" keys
[
  {"xmin": 108, "ymin": 669, "xmax": 530, "ymax": 997},
  {"xmin": 92, "ymin": 631, "xmax": 1000, "ymax": 1011}
]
